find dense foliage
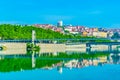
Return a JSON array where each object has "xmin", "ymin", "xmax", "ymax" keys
[
  {"xmin": 26, "ymin": 43, "xmax": 40, "ymax": 55},
  {"xmin": 0, "ymin": 24, "xmax": 109, "ymax": 42},
  {"xmin": 0, "ymin": 24, "xmax": 76, "ymax": 40},
  {"xmin": 0, "ymin": 58, "xmax": 60, "ymax": 72}
]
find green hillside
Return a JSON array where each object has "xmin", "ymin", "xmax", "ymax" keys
[
  {"xmin": 0, "ymin": 24, "xmax": 110, "ymax": 42},
  {"xmin": 0, "ymin": 24, "xmax": 75, "ymax": 40}
]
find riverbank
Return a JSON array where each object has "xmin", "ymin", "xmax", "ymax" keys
[{"xmin": 0, "ymin": 43, "xmax": 118, "ymax": 55}]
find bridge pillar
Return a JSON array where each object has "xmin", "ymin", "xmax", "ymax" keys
[
  {"xmin": 108, "ymin": 45, "xmax": 112, "ymax": 52},
  {"xmin": 86, "ymin": 43, "xmax": 91, "ymax": 53},
  {"xmin": 86, "ymin": 43, "xmax": 91, "ymax": 48}
]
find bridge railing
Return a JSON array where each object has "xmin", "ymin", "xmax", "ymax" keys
[{"xmin": 0, "ymin": 38, "xmax": 115, "ymax": 43}]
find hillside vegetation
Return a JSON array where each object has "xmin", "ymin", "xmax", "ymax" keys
[
  {"xmin": 0, "ymin": 24, "xmax": 75, "ymax": 40},
  {"xmin": 0, "ymin": 24, "xmax": 110, "ymax": 42},
  {"xmin": 0, "ymin": 24, "xmax": 91, "ymax": 40}
]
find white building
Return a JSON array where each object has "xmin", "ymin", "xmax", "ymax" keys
[
  {"xmin": 64, "ymin": 27, "xmax": 72, "ymax": 32},
  {"xmin": 57, "ymin": 21, "xmax": 63, "ymax": 27}
]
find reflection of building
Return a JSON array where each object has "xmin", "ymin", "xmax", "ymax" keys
[
  {"xmin": 98, "ymin": 56, "xmax": 107, "ymax": 63},
  {"xmin": 109, "ymin": 54, "xmax": 120, "ymax": 64},
  {"xmin": 64, "ymin": 59, "xmax": 78, "ymax": 68},
  {"xmin": 1, "ymin": 53, "xmax": 120, "ymax": 73},
  {"xmin": 92, "ymin": 60, "xmax": 98, "ymax": 66}
]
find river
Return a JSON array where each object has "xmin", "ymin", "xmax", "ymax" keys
[{"xmin": 0, "ymin": 43, "xmax": 120, "ymax": 80}]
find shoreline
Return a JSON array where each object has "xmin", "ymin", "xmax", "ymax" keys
[{"xmin": 0, "ymin": 43, "xmax": 118, "ymax": 55}]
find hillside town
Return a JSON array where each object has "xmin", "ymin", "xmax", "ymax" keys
[{"xmin": 33, "ymin": 21, "xmax": 120, "ymax": 39}]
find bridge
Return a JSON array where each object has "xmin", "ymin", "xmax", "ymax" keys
[
  {"xmin": 86, "ymin": 42, "xmax": 120, "ymax": 52},
  {"xmin": 0, "ymin": 38, "xmax": 113, "ymax": 43}
]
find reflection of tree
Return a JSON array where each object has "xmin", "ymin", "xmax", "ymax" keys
[
  {"xmin": 0, "ymin": 58, "xmax": 61, "ymax": 72},
  {"xmin": 0, "ymin": 52, "xmax": 111, "ymax": 72},
  {"xmin": 111, "ymin": 54, "xmax": 120, "ymax": 64},
  {"xmin": 112, "ymin": 32, "xmax": 120, "ymax": 39}
]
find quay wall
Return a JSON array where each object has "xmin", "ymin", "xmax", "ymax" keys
[{"xmin": 0, "ymin": 43, "xmax": 119, "ymax": 55}]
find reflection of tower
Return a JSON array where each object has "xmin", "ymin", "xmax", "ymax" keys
[
  {"xmin": 32, "ymin": 52, "xmax": 35, "ymax": 68},
  {"xmin": 32, "ymin": 30, "xmax": 36, "ymax": 68},
  {"xmin": 57, "ymin": 66, "xmax": 63, "ymax": 74},
  {"xmin": 57, "ymin": 21, "xmax": 63, "ymax": 27},
  {"xmin": 108, "ymin": 54, "xmax": 114, "ymax": 63}
]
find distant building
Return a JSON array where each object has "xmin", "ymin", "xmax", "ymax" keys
[
  {"xmin": 108, "ymin": 31, "xmax": 114, "ymax": 38},
  {"xmin": 33, "ymin": 24, "xmax": 53, "ymax": 29},
  {"xmin": 64, "ymin": 27, "xmax": 72, "ymax": 32},
  {"xmin": 82, "ymin": 31, "xmax": 88, "ymax": 36},
  {"xmin": 93, "ymin": 31, "xmax": 108, "ymax": 38},
  {"xmin": 70, "ymin": 31, "xmax": 79, "ymax": 34},
  {"xmin": 93, "ymin": 28, "xmax": 98, "ymax": 32},
  {"xmin": 57, "ymin": 21, "xmax": 63, "ymax": 27},
  {"xmin": 98, "ymin": 28, "xmax": 104, "ymax": 31},
  {"xmin": 54, "ymin": 28, "xmax": 63, "ymax": 33}
]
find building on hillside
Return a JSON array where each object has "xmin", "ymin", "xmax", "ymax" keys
[
  {"xmin": 64, "ymin": 27, "xmax": 73, "ymax": 32},
  {"xmin": 33, "ymin": 24, "xmax": 53, "ymax": 29},
  {"xmin": 82, "ymin": 31, "xmax": 88, "ymax": 36},
  {"xmin": 87, "ymin": 32, "xmax": 93, "ymax": 36},
  {"xmin": 69, "ymin": 31, "xmax": 79, "ymax": 34},
  {"xmin": 57, "ymin": 21, "xmax": 63, "ymax": 27},
  {"xmin": 93, "ymin": 28, "xmax": 98, "ymax": 32},
  {"xmin": 54, "ymin": 28, "xmax": 63, "ymax": 33},
  {"xmin": 107, "ymin": 31, "xmax": 114, "ymax": 38},
  {"xmin": 92, "ymin": 31, "xmax": 108, "ymax": 38}
]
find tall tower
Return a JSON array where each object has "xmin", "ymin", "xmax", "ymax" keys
[
  {"xmin": 32, "ymin": 30, "xmax": 36, "ymax": 68},
  {"xmin": 32, "ymin": 30, "xmax": 36, "ymax": 45},
  {"xmin": 57, "ymin": 21, "xmax": 63, "ymax": 27}
]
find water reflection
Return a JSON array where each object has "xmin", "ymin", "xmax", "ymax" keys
[{"xmin": 0, "ymin": 52, "xmax": 120, "ymax": 73}]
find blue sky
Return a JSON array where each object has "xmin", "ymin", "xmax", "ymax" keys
[{"xmin": 0, "ymin": 0, "xmax": 120, "ymax": 28}]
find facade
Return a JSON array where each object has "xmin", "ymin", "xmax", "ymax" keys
[
  {"xmin": 64, "ymin": 27, "xmax": 72, "ymax": 32},
  {"xmin": 33, "ymin": 23, "xmax": 116, "ymax": 38},
  {"xmin": 93, "ymin": 31, "xmax": 108, "ymax": 38},
  {"xmin": 70, "ymin": 31, "xmax": 79, "ymax": 34},
  {"xmin": 82, "ymin": 31, "xmax": 88, "ymax": 36},
  {"xmin": 57, "ymin": 21, "xmax": 63, "ymax": 27}
]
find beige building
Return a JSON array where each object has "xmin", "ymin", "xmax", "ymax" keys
[
  {"xmin": 93, "ymin": 28, "xmax": 98, "ymax": 32},
  {"xmin": 93, "ymin": 31, "xmax": 108, "ymax": 38},
  {"xmin": 82, "ymin": 31, "xmax": 88, "ymax": 36}
]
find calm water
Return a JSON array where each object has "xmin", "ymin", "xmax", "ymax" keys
[
  {"xmin": 0, "ymin": 64, "xmax": 120, "ymax": 80},
  {"xmin": 0, "ymin": 53, "xmax": 120, "ymax": 80},
  {"xmin": 0, "ymin": 44, "xmax": 120, "ymax": 80}
]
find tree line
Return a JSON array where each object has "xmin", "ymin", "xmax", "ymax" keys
[
  {"xmin": 0, "ymin": 24, "xmax": 110, "ymax": 42},
  {"xmin": 0, "ymin": 24, "xmax": 77, "ymax": 40}
]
